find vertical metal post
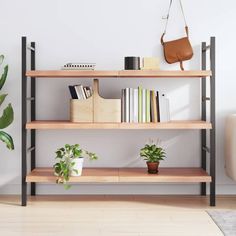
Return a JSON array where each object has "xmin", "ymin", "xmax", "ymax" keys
[
  {"xmin": 30, "ymin": 42, "xmax": 36, "ymax": 196},
  {"xmin": 21, "ymin": 37, "xmax": 27, "ymax": 206},
  {"xmin": 201, "ymin": 42, "xmax": 207, "ymax": 196},
  {"xmin": 210, "ymin": 37, "xmax": 216, "ymax": 206}
]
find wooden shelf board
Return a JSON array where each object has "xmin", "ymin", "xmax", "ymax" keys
[
  {"xmin": 26, "ymin": 167, "xmax": 211, "ymax": 183},
  {"xmin": 26, "ymin": 120, "xmax": 212, "ymax": 130},
  {"xmin": 26, "ymin": 70, "xmax": 212, "ymax": 78}
]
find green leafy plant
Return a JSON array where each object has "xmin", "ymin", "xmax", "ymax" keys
[
  {"xmin": 140, "ymin": 140, "xmax": 166, "ymax": 163},
  {"xmin": 53, "ymin": 144, "xmax": 98, "ymax": 189},
  {"xmin": 0, "ymin": 55, "xmax": 14, "ymax": 150}
]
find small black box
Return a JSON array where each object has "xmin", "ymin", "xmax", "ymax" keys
[{"xmin": 124, "ymin": 57, "xmax": 140, "ymax": 70}]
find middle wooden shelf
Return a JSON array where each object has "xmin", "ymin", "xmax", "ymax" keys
[{"xmin": 26, "ymin": 120, "xmax": 212, "ymax": 130}]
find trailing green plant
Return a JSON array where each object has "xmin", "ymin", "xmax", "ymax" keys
[
  {"xmin": 53, "ymin": 144, "xmax": 98, "ymax": 189},
  {"xmin": 0, "ymin": 55, "xmax": 14, "ymax": 150},
  {"xmin": 140, "ymin": 140, "xmax": 166, "ymax": 163}
]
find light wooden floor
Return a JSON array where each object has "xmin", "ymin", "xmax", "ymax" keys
[{"xmin": 1, "ymin": 195, "xmax": 235, "ymax": 236}]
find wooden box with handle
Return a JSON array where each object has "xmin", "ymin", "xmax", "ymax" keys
[{"xmin": 70, "ymin": 79, "xmax": 121, "ymax": 123}]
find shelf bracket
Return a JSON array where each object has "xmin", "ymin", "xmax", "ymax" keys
[
  {"xmin": 202, "ymin": 45, "xmax": 210, "ymax": 52},
  {"xmin": 27, "ymin": 46, "xmax": 35, "ymax": 51},
  {"xmin": 27, "ymin": 146, "xmax": 35, "ymax": 152},
  {"xmin": 202, "ymin": 96, "xmax": 211, "ymax": 101},
  {"xmin": 27, "ymin": 97, "xmax": 35, "ymax": 101},
  {"xmin": 202, "ymin": 146, "xmax": 210, "ymax": 153}
]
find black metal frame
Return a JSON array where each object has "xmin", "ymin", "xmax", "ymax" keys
[
  {"xmin": 21, "ymin": 36, "xmax": 216, "ymax": 206},
  {"xmin": 201, "ymin": 37, "xmax": 216, "ymax": 206},
  {"xmin": 21, "ymin": 37, "xmax": 36, "ymax": 206}
]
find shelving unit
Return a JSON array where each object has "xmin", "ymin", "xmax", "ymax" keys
[{"xmin": 21, "ymin": 36, "xmax": 216, "ymax": 206}]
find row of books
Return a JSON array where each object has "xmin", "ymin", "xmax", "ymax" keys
[
  {"xmin": 69, "ymin": 85, "xmax": 93, "ymax": 100},
  {"xmin": 121, "ymin": 87, "xmax": 170, "ymax": 123}
]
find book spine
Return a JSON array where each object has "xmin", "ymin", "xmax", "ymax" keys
[
  {"xmin": 69, "ymin": 86, "xmax": 78, "ymax": 99},
  {"xmin": 156, "ymin": 91, "xmax": 160, "ymax": 122},
  {"xmin": 125, "ymin": 88, "xmax": 129, "ymax": 122},
  {"xmin": 159, "ymin": 94, "xmax": 170, "ymax": 122},
  {"xmin": 150, "ymin": 90, "xmax": 154, "ymax": 122},
  {"xmin": 74, "ymin": 86, "xmax": 81, "ymax": 99},
  {"xmin": 138, "ymin": 87, "xmax": 142, "ymax": 123},
  {"xmin": 79, "ymin": 85, "xmax": 86, "ymax": 99},
  {"xmin": 129, "ymin": 88, "xmax": 134, "ymax": 123},
  {"xmin": 146, "ymin": 89, "xmax": 150, "ymax": 123},
  {"xmin": 142, "ymin": 88, "xmax": 146, "ymax": 122},
  {"xmin": 133, "ymin": 89, "xmax": 138, "ymax": 123},
  {"xmin": 121, "ymin": 89, "xmax": 125, "ymax": 122}
]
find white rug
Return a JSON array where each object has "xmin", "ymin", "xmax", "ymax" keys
[{"xmin": 208, "ymin": 211, "xmax": 236, "ymax": 236}]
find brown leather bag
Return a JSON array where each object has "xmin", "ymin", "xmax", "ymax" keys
[{"xmin": 161, "ymin": 0, "xmax": 193, "ymax": 70}]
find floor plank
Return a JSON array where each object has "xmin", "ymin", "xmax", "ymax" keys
[{"xmin": 0, "ymin": 195, "xmax": 232, "ymax": 236}]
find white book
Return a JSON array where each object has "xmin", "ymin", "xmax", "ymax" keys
[
  {"xmin": 125, "ymin": 88, "xmax": 130, "ymax": 122},
  {"xmin": 133, "ymin": 89, "xmax": 138, "ymax": 123},
  {"xmin": 159, "ymin": 94, "xmax": 170, "ymax": 122},
  {"xmin": 74, "ymin": 85, "xmax": 81, "ymax": 99},
  {"xmin": 79, "ymin": 85, "xmax": 86, "ymax": 99},
  {"xmin": 129, "ymin": 88, "xmax": 134, "ymax": 123},
  {"xmin": 142, "ymin": 88, "xmax": 146, "ymax": 123}
]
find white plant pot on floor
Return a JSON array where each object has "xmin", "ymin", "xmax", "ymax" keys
[{"xmin": 70, "ymin": 158, "xmax": 84, "ymax": 176}]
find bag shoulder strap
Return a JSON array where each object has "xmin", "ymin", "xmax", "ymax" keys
[{"xmin": 161, "ymin": 0, "xmax": 189, "ymax": 45}]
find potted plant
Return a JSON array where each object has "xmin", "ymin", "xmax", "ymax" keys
[
  {"xmin": 140, "ymin": 140, "xmax": 166, "ymax": 174},
  {"xmin": 53, "ymin": 144, "xmax": 98, "ymax": 189},
  {"xmin": 0, "ymin": 55, "xmax": 14, "ymax": 150}
]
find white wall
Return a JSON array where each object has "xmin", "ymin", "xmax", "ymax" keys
[{"xmin": 0, "ymin": 0, "xmax": 236, "ymax": 195}]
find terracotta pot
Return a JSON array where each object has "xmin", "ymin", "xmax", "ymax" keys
[{"xmin": 146, "ymin": 161, "xmax": 159, "ymax": 174}]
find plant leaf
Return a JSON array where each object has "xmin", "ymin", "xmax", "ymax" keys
[
  {"xmin": 0, "ymin": 65, "xmax": 8, "ymax": 90},
  {"xmin": 0, "ymin": 55, "xmax": 4, "ymax": 66},
  {"xmin": 0, "ymin": 131, "xmax": 14, "ymax": 150},
  {"xmin": 64, "ymin": 184, "xmax": 71, "ymax": 190},
  {"xmin": 0, "ymin": 94, "xmax": 7, "ymax": 106},
  {"xmin": 0, "ymin": 103, "xmax": 14, "ymax": 129}
]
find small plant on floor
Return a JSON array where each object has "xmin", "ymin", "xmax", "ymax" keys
[
  {"xmin": 140, "ymin": 139, "xmax": 166, "ymax": 174},
  {"xmin": 0, "ymin": 55, "xmax": 14, "ymax": 151},
  {"xmin": 54, "ymin": 144, "xmax": 98, "ymax": 189}
]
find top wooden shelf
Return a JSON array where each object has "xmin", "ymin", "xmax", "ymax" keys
[{"xmin": 26, "ymin": 70, "xmax": 212, "ymax": 78}]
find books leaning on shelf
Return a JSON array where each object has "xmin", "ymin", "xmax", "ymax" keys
[
  {"xmin": 69, "ymin": 85, "xmax": 93, "ymax": 99},
  {"xmin": 121, "ymin": 87, "xmax": 170, "ymax": 123}
]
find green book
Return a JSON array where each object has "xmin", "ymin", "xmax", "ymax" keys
[
  {"xmin": 138, "ymin": 86, "xmax": 142, "ymax": 123},
  {"xmin": 146, "ymin": 89, "xmax": 150, "ymax": 123}
]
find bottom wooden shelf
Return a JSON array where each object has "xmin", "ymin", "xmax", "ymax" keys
[{"xmin": 26, "ymin": 168, "xmax": 211, "ymax": 183}]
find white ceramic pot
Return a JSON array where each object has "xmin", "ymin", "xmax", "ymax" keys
[{"xmin": 70, "ymin": 158, "xmax": 84, "ymax": 176}]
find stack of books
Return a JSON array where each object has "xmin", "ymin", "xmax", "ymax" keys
[
  {"xmin": 121, "ymin": 87, "xmax": 170, "ymax": 123},
  {"xmin": 69, "ymin": 85, "xmax": 93, "ymax": 99},
  {"xmin": 62, "ymin": 63, "xmax": 96, "ymax": 70}
]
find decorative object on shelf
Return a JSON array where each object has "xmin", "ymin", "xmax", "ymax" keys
[
  {"xmin": 53, "ymin": 144, "xmax": 98, "ymax": 189},
  {"xmin": 124, "ymin": 57, "xmax": 140, "ymax": 70},
  {"xmin": 0, "ymin": 55, "xmax": 14, "ymax": 150},
  {"xmin": 140, "ymin": 139, "xmax": 166, "ymax": 174},
  {"xmin": 70, "ymin": 79, "xmax": 121, "ymax": 123},
  {"xmin": 161, "ymin": 0, "xmax": 193, "ymax": 70},
  {"xmin": 62, "ymin": 63, "xmax": 96, "ymax": 70},
  {"xmin": 141, "ymin": 57, "xmax": 160, "ymax": 70}
]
